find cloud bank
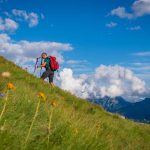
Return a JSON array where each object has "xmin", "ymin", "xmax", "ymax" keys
[
  {"xmin": 0, "ymin": 33, "xmax": 73, "ymax": 67},
  {"xmin": 58, "ymin": 65, "xmax": 149, "ymax": 102}
]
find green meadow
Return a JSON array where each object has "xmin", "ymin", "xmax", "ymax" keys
[{"xmin": 0, "ymin": 56, "xmax": 150, "ymax": 150}]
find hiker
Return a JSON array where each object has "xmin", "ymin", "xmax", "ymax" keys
[{"xmin": 38, "ymin": 52, "xmax": 55, "ymax": 86}]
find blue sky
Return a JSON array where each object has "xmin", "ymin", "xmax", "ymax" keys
[{"xmin": 0, "ymin": 0, "xmax": 150, "ymax": 100}]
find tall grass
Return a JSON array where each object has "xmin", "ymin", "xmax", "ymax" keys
[{"xmin": 0, "ymin": 56, "xmax": 150, "ymax": 150}]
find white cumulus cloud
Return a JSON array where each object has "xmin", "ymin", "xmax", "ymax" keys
[
  {"xmin": 111, "ymin": 0, "xmax": 150, "ymax": 19},
  {"xmin": 132, "ymin": 0, "xmax": 150, "ymax": 17},
  {"xmin": 111, "ymin": 7, "xmax": 133, "ymax": 19},
  {"xmin": 0, "ymin": 33, "xmax": 73, "ymax": 67},
  {"xmin": 0, "ymin": 17, "xmax": 18, "ymax": 32},
  {"xmin": 58, "ymin": 65, "xmax": 148, "ymax": 102},
  {"xmin": 58, "ymin": 68, "xmax": 84, "ymax": 96},
  {"xmin": 12, "ymin": 9, "xmax": 39, "ymax": 27}
]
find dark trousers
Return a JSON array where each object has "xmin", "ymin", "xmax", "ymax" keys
[{"xmin": 41, "ymin": 68, "xmax": 54, "ymax": 83}]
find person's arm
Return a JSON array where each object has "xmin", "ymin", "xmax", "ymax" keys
[{"xmin": 38, "ymin": 62, "xmax": 46, "ymax": 68}]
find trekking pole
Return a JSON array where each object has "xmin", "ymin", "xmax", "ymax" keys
[
  {"xmin": 33, "ymin": 57, "xmax": 41, "ymax": 74},
  {"xmin": 40, "ymin": 57, "xmax": 43, "ymax": 77},
  {"xmin": 33, "ymin": 58, "xmax": 38, "ymax": 74}
]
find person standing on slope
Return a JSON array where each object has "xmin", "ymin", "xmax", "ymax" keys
[{"xmin": 38, "ymin": 52, "xmax": 55, "ymax": 86}]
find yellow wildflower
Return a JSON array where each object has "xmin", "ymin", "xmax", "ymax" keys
[
  {"xmin": 51, "ymin": 101, "xmax": 57, "ymax": 107},
  {"xmin": 7, "ymin": 82, "xmax": 16, "ymax": 90},
  {"xmin": 37, "ymin": 92, "xmax": 46, "ymax": 101}
]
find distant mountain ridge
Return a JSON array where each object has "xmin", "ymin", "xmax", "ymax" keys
[{"xmin": 93, "ymin": 97, "xmax": 150, "ymax": 123}]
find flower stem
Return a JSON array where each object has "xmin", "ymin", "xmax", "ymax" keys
[
  {"xmin": 0, "ymin": 91, "xmax": 9, "ymax": 121},
  {"xmin": 23, "ymin": 99, "xmax": 41, "ymax": 149},
  {"xmin": 47, "ymin": 107, "xmax": 54, "ymax": 144}
]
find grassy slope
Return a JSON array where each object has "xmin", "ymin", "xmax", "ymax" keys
[{"xmin": 0, "ymin": 56, "xmax": 150, "ymax": 150}]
